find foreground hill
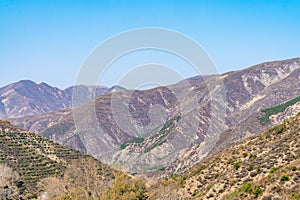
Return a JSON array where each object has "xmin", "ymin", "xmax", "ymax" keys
[
  {"xmin": 0, "ymin": 120, "xmax": 146, "ymax": 200},
  {"xmin": 148, "ymin": 113, "xmax": 300, "ymax": 199},
  {"xmin": 10, "ymin": 58, "xmax": 300, "ymax": 174}
]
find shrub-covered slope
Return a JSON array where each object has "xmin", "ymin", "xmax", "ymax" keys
[
  {"xmin": 148, "ymin": 113, "xmax": 300, "ymax": 199},
  {"xmin": 0, "ymin": 120, "xmax": 146, "ymax": 200}
]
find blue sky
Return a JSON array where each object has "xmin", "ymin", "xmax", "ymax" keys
[{"xmin": 0, "ymin": 0, "xmax": 299, "ymax": 89}]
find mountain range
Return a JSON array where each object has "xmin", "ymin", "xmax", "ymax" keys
[
  {"xmin": 6, "ymin": 57, "xmax": 300, "ymax": 175},
  {"xmin": 1, "ymin": 57, "xmax": 300, "ymax": 199},
  {"xmin": 0, "ymin": 80, "xmax": 126, "ymax": 119}
]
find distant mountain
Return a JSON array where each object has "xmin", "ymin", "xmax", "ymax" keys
[
  {"xmin": 0, "ymin": 80, "xmax": 110, "ymax": 119},
  {"xmin": 148, "ymin": 112, "xmax": 300, "ymax": 199},
  {"xmin": 105, "ymin": 85, "xmax": 126, "ymax": 93},
  {"xmin": 0, "ymin": 80, "xmax": 68, "ymax": 118},
  {"xmin": 9, "ymin": 58, "xmax": 300, "ymax": 174}
]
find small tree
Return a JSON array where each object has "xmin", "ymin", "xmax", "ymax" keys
[{"xmin": 101, "ymin": 172, "xmax": 146, "ymax": 200}]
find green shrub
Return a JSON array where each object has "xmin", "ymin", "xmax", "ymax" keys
[
  {"xmin": 232, "ymin": 150, "xmax": 238, "ymax": 154},
  {"xmin": 179, "ymin": 176, "xmax": 187, "ymax": 186},
  {"xmin": 292, "ymin": 166, "xmax": 297, "ymax": 171},
  {"xmin": 234, "ymin": 162, "xmax": 241, "ymax": 170},
  {"xmin": 281, "ymin": 175, "xmax": 289, "ymax": 181},
  {"xmin": 170, "ymin": 174, "xmax": 178, "ymax": 180},
  {"xmin": 271, "ymin": 124, "xmax": 286, "ymax": 134},
  {"xmin": 291, "ymin": 193, "xmax": 299, "ymax": 199},
  {"xmin": 249, "ymin": 154, "xmax": 257, "ymax": 159},
  {"xmin": 248, "ymin": 165, "xmax": 254, "ymax": 171},
  {"xmin": 253, "ymin": 187, "xmax": 263, "ymax": 197},
  {"xmin": 243, "ymin": 182, "xmax": 253, "ymax": 193},
  {"xmin": 192, "ymin": 189, "xmax": 198, "ymax": 196},
  {"xmin": 269, "ymin": 167, "xmax": 277, "ymax": 174},
  {"xmin": 190, "ymin": 165, "xmax": 207, "ymax": 176},
  {"xmin": 242, "ymin": 152, "xmax": 248, "ymax": 158},
  {"xmin": 214, "ymin": 173, "xmax": 219, "ymax": 179}
]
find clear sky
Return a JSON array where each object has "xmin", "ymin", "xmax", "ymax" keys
[{"xmin": 0, "ymin": 0, "xmax": 299, "ymax": 89}]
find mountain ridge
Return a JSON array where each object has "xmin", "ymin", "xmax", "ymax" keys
[
  {"xmin": 6, "ymin": 57, "xmax": 300, "ymax": 175},
  {"xmin": 0, "ymin": 80, "xmax": 129, "ymax": 119}
]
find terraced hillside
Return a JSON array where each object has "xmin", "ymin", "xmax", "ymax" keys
[
  {"xmin": 148, "ymin": 113, "xmax": 300, "ymax": 199},
  {"xmin": 0, "ymin": 120, "xmax": 117, "ymax": 199}
]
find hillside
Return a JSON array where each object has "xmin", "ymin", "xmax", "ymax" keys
[
  {"xmin": 207, "ymin": 95, "xmax": 300, "ymax": 161},
  {"xmin": 0, "ymin": 120, "xmax": 147, "ymax": 200},
  {"xmin": 148, "ymin": 113, "xmax": 300, "ymax": 199},
  {"xmin": 9, "ymin": 58, "xmax": 300, "ymax": 175},
  {"xmin": 2, "ymin": 112, "xmax": 300, "ymax": 199}
]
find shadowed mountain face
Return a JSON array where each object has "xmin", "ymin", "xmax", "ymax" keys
[
  {"xmin": 0, "ymin": 81, "xmax": 128, "ymax": 119},
  {"xmin": 9, "ymin": 58, "xmax": 300, "ymax": 174}
]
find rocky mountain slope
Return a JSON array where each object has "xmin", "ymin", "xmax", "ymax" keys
[
  {"xmin": 9, "ymin": 58, "xmax": 300, "ymax": 174},
  {"xmin": 148, "ymin": 113, "xmax": 300, "ymax": 199},
  {"xmin": 0, "ymin": 80, "xmax": 128, "ymax": 119},
  {"xmin": 212, "ymin": 96, "xmax": 300, "ymax": 155},
  {"xmin": 161, "ymin": 95, "xmax": 300, "ymax": 178}
]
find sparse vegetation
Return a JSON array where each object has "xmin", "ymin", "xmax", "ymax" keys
[
  {"xmin": 149, "ymin": 112, "xmax": 300, "ymax": 199},
  {"xmin": 232, "ymin": 150, "xmax": 238, "ymax": 154},
  {"xmin": 270, "ymin": 124, "xmax": 286, "ymax": 134},
  {"xmin": 270, "ymin": 167, "xmax": 278, "ymax": 174}
]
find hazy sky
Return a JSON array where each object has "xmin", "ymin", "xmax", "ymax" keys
[{"xmin": 1, "ymin": 0, "xmax": 299, "ymax": 89}]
